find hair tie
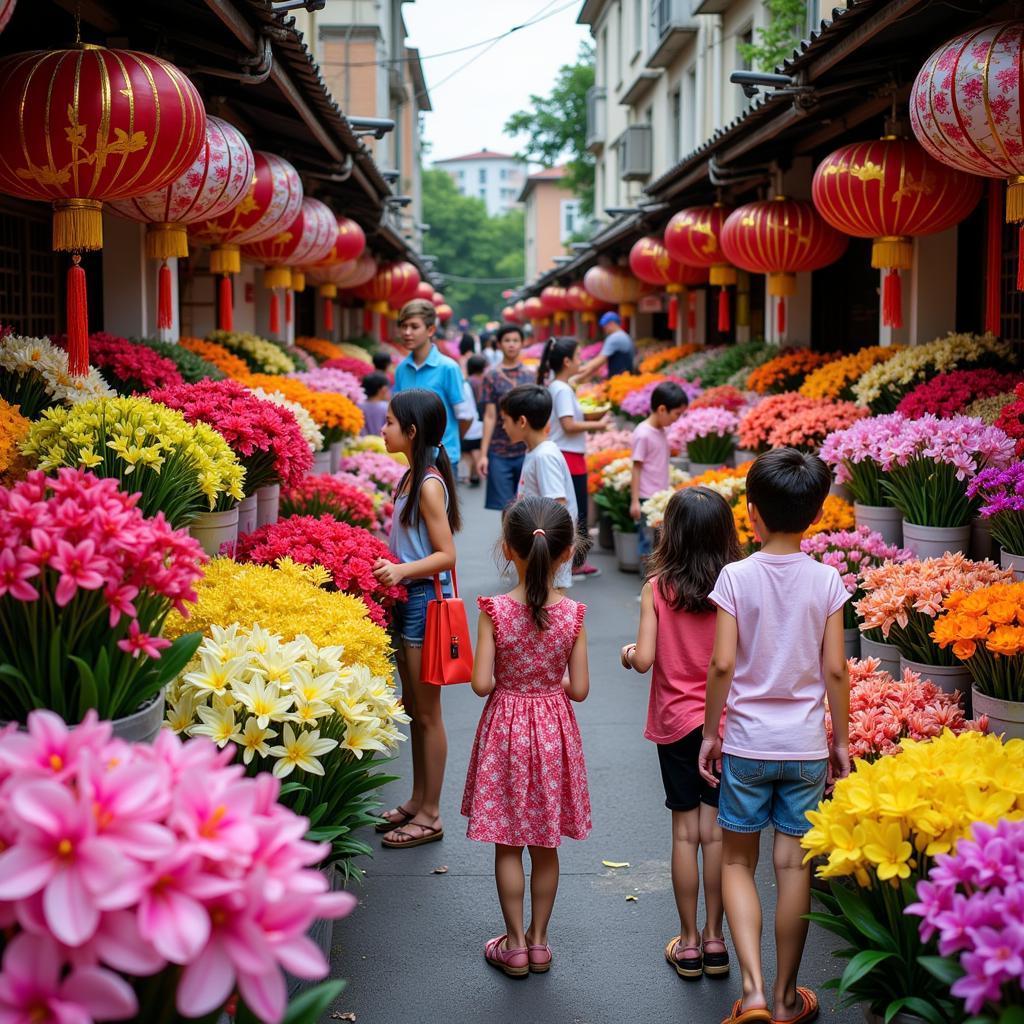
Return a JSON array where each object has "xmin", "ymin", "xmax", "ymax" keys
[{"xmin": 533, "ymin": 528, "xmax": 545, "ymax": 537}]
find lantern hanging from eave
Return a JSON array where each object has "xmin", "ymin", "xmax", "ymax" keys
[
  {"xmin": 0, "ymin": 46, "xmax": 205, "ymax": 373},
  {"xmin": 355, "ymin": 260, "xmax": 421, "ymax": 341},
  {"xmin": 664, "ymin": 204, "xmax": 737, "ymax": 332},
  {"xmin": 307, "ymin": 253, "xmax": 375, "ymax": 334},
  {"xmin": 242, "ymin": 197, "xmax": 336, "ymax": 334},
  {"xmin": 720, "ymin": 197, "xmax": 848, "ymax": 338},
  {"xmin": 432, "ymin": 291, "xmax": 445, "ymax": 305},
  {"xmin": 436, "ymin": 303, "xmax": 453, "ymax": 323},
  {"xmin": 581, "ymin": 265, "xmax": 650, "ymax": 332},
  {"xmin": 306, "ymin": 220, "xmax": 369, "ymax": 332},
  {"xmin": 502, "ymin": 305, "xmax": 517, "ymax": 323},
  {"xmin": 523, "ymin": 295, "xmax": 549, "ymax": 340},
  {"xmin": 540, "ymin": 285, "xmax": 572, "ymax": 333},
  {"xmin": 628, "ymin": 235, "xmax": 709, "ymax": 334},
  {"xmin": 413, "ymin": 281, "xmax": 436, "ymax": 302},
  {"xmin": 565, "ymin": 282, "xmax": 611, "ymax": 339},
  {"xmin": 812, "ymin": 137, "xmax": 982, "ymax": 328},
  {"xmin": 191, "ymin": 151, "xmax": 303, "ymax": 331},
  {"xmin": 108, "ymin": 116, "xmax": 254, "ymax": 335},
  {"xmin": 911, "ymin": 21, "xmax": 1024, "ymax": 288}
]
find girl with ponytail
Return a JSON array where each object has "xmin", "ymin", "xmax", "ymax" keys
[
  {"xmin": 538, "ymin": 337, "xmax": 609, "ymax": 579},
  {"xmin": 374, "ymin": 388, "xmax": 461, "ymax": 849},
  {"xmin": 462, "ymin": 495, "xmax": 592, "ymax": 978}
]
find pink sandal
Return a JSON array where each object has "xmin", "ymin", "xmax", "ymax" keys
[
  {"xmin": 528, "ymin": 943, "xmax": 552, "ymax": 973},
  {"xmin": 484, "ymin": 935, "xmax": 529, "ymax": 978}
]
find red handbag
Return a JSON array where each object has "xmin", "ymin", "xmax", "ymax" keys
[{"xmin": 420, "ymin": 569, "xmax": 474, "ymax": 685}]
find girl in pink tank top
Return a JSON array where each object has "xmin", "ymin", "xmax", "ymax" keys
[{"xmin": 620, "ymin": 487, "xmax": 740, "ymax": 981}]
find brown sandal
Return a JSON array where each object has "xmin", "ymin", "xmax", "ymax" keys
[
  {"xmin": 380, "ymin": 820, "xmax": 444, "ymax": 849},
  {"xmin": 375, "ymin": 804, "xmax": 416, "ymax": 833}
]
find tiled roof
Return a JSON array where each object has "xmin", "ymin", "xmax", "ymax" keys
[{"xmin": 435, "ymin": 149, "xmax": 521, "ymax": 163}]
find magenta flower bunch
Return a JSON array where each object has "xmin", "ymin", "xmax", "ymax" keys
[
  {"xmin": 908, "ymin": 817, "xmax": 1024, "ymax": 1020},
  {"xmin": 968, "ymin": 462, "xmax": 1024, "ymax": 556},
  {"xmin": 323, "ymin": 356, "xmax": 377, "ymax": 380},
  {"xmin": 668, "ymin": 406, "xmax": 739, "ymax": 465},
  {"xmin": 619, "ymin": 377, "xmax": 702, "ymax": 419},
  {"xmin": 0, "ymin": 711, "xmax": 354, "ymax": 1024},
  {"xmin": 896, "ymin": 368, "xmax": 1022, "ymax": 420},
  {"xmin": 290, "ymin": 367, "xmax": 367, "ymax": 405},
  {"xmin": 0, "ymin": 469, "xmax": 205, "ymax": 724},
  {"xmin": 64, "ymin": 332, "xmax": 184, "ymax": 395},
  {"xmin": 149, "ymin": 379, "xmax": 313, "ymax": 492}
]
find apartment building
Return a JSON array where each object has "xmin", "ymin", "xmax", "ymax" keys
[
  {"xmin": 433, "ymin": 150, "xmax": 527, "ymax": 217},
  {"xmin": 292, "ymin": 1, "xmax": 431, "ymax": 251},
  {"xmin": 519, "ymin": 167, "xmax": 584, "ymax": 281}
]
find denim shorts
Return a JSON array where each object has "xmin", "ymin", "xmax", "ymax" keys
[
  {"xmin": 717, "ymin": 755, "xmax": 828, "ymax": 837},
  {"xmin": 637, "ymin": 512, "xmax": 655, "ymax": 558},
  {"xmin": 484, "ymin": 453, "xmax": 525, "ymax": 511},
  {"xmin": 391, "ymin": 578, "xmax": 450, "ymax": 648}
]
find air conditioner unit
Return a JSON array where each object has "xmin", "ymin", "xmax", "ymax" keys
[
  {"xmin": 586, "ymin": 86, "xmax": 607, "ymax": 151},
  {"xmin": 619, "ymin": 124, "xmax": 652, "ymax": 181}
]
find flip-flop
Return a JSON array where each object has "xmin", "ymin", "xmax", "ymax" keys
[
  {"xmin": 771, "ymin": 987, "xmax": 819, "ymax": 1024},
  {"xmin": 721, "ymin": 999, "xmax": 772, "ymax": 1024},
  {"xmin": 484, "ymin": 934, "xmax": 529, "ymax": 978},
  {"xmin": 380, "ymin": 821, "xmax": 444, "ymax": 849},
  {"xmin": 374, "ymin": 804, "xmax": 415, "ymax": 833},
  {"xmin": 664, "ymin": 935, "xmax": 702, "ymax": 979}
]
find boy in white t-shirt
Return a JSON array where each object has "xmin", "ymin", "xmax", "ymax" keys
[
  {"xmin": 698, "ymin": 448, "xmax": 850, "ymax": 1024},
  {"xmin": 500, "ymin": 384, "xmax": 577, "ymax": 590}
]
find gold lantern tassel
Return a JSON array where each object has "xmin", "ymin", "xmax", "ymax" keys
[
  {"xmin": 263, "ymin": 267, "xmax": 292, "ymax": 290},
  {"xmin": 292, "ymin": 271, "xmax": 306, "ymax": 293},
  {"xmin": 709, "ymin": 264, "xmax": 737, "ymax": 287},
  {"xmin": 53, "ymin": 199, "xmax": 103, "ymax": 252},
  {"xmin": 146, "ymin": 223, "xmax": 189, "ymax": 261},
  {"xmin": 210, "ymin": 244, "xmax": 241, "ymax": 275},
  {"xmin": 1007, "ymin": 175, "xmax": 1024, "ymax": 223},
  {"xmin": 870, "ymin": 236, "xmax": 912, "ymax": 272},
  {"xmin": 766, "ymin": 272, "xmax": 797, "ymax": 297}
]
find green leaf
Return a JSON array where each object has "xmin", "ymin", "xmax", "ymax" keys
[
  {"xmin": 804, "ymin": 911, "xmax": 854, "ymax": 941},
  {"xmin": 280, "ymin": 980, "xmax": 347, "ymax": 1023},
  {"xmin": 999, "ymin": 1010, "xmax": 1024, "ymax": 1024},
  {"xmin": 839, "ymin": 949, "xmax": 893, "ymax": 993},
  {"xmin": 833, "ymin": 883, "xmax": 898, "ymax": 951},
  {"xmin": 884, "ymin": 997, "xmax": 947, "ymax": 1024},
  {"xmin": 155, "ymin": 632, "xmax": 203, "ymax": 685},
  {"xmin": 918, "ymin": 955, "xmax": 964, "ymax": 986},
  {"xmin": 69, "ymin": 656, "xmax": 99, "ymax": 719}
]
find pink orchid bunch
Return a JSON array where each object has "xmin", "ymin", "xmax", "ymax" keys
[
  {"xmin": 896, "ymin": 368, "xmax": 1021, "ymax": 420},
  {"xmin": 801, "ymin": 527, "xmax": 912, "ymax": 628},
  {"xmin": 909, "ymin": 817, "xmax": 1024, "ymax": 1019},
  {"xmin": 0, "ymin": 469, "xmax": 205, "ymax": 724},
  {"xmin": 337, "ymin": 451, "xmax": 407, "ymax": 492},
  {"xmin": 619, "ymin": 377, "xmax": 702, "ymax": 419},
  {"xmin": 289, "ymin": 367, "xmax": 367, "ymax": 405},
  {"xmin": 820, "ymin": 413, "xmax": 908, "ymax": 506},
  {"xmin": 323, "ymin": 356, "xmax": 377, "ymax": 380},
  {"xmin": 0, "ymin": 711, "xmax": 354, "ymax": 1024},
  {"xmin": 826, "ymin": 657, "xmax": 986, "ymax": 761},
  {"xmin": 56, "ymin": 332, "xmax": 184, "ymax": 395},
  {"xmin": 739, "ymin": 393, "xmax": 867, "ymax": 454},
  {"xmin": 149, "ymin": 379, "xmax": 313, "ymax": 492},
  {"xmin": 689, "ymin": 384, "xmax": 748, "ymax": 413},
  {"xmin": 232, "ymin": 515, "xmax": 405, "ymax": 626},
  {"xmin": 586, "ymin": 428, "xmax": 635, "ymax": 453},
  {"xmin": 668, "ymin": 406, "xmax": 738, "ymax": 465},
  {"xmin": 333, "ymin": 468, "xmax": 394, "ymax": 533},
  {"xmin": 280, "ymin": 474, "xmax": 379, "ymax": 531}
]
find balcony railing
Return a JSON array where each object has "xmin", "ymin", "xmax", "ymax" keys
[{"xmin": 648, "ymin": 0, "xmax": 698, "ymax": 69}]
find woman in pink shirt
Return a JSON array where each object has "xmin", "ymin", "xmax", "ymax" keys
[{"xmin": 620, "ymin": 487, "xmax": 740, "ymax": 982}]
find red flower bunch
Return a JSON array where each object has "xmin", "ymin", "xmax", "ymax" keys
[
  {"xmin": 994, "ymin": 382, "xmax": 1024, "ymax": 455},
  {"xmin": 280, "ymin": 474, "xmax": 379, "ymax": 531},
  {"xmin": 688, "ymin": 385, "xmax": 747, "ymax": 413},
  {"xmin": 896, "ymin": 368, "xmax": 1021, "ymax": 420},
  {"xmin": 323, "ymin": 356, "xmax": 377, "ymax": 380},
  {"xmin": 232, "ymin": 515, "xmax": 405, "ymax": 625},
  {"xmin": 149, "ymin": 379, "xmax": 313, "ymax": 492},
  {"xmin": 54, "ymin": 332, "xmax": 183, "ymax": 395},
  {"xmin": 738, "ymin": 392, "xmax": 866, "ymax": 453}
]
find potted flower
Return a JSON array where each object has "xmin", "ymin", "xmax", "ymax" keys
[
  {"xmin": 668, "ymin": 406, "xmax": 739, "ymax": 473},
  {"xmin": 0, "ymin": 469, "xmax": 205, "ymax": 734},
  {"xmin": 803, "ymin": 731, "xmax": 1021, "ymax": 1024},
  {"xmin": 737, "ymin": 394, "xmax": 865, "ymax": 460},
  {"xmin": 0, "ymin": 332, "xmax": 112, "ymax": 416},
  {"xmin": 593, "ymin": 455, "xmax": 639, "ymax": 571},
  {"xmin": 969, "ymin": 462, "xmax": 1024, "ymax": 578},
  {"xmin": 821, "ymin": 414, "xmax": 907, "ymax": 545},
  {"xmin": 908, "ymin": 818, "xmax": 1024, "ymax": 1024},
  {"xmin": 745, "ymin": 348, "xmax": 834, "ymax": 394},
  {"xmin": 799, "ymin": 345, "xmax": 901, "ymax": 401},
  {"xmin": 931, "ymin": 579, "xmax": 1024, "ymax": 739},
  {"xmin": 733, "ymin": 492, "xmax": 855, "ymax": 557},
  {"xmin": 800, "ymin": 527, "xmax": 912, "ymax": 660},
  {"xmin": 68, "ymin": 331, "xmax": 183, "ymax": 394},
  {"xmin": 208, "ymin": 328, "xmax": 298, "ymax": 374},
  {"xmin": 281, "ymin": 474, "xmax": 380, "ymax": 531},
  {"xmin": 290, "ymin": 366, "xmax": 369, "ymax": 468},
  {"xmin": 587, "ymin": 447, "xmax": 632, "ymax": 551},
  {"xmin": 856, "ymin": 554, "xmax": 1012, "ymax": 704},
  {"xmin": 895, "ymin": 367, "xmax": 1021, "ymax": 419},
  {"xmin": 0, "ymin": 397, "xmax": 30, "ymax": 486},
  {"xmin": 135, "ymin": 335, "xmax": 227, "ymax": 382},
  {"xmin": 0, "ymin": 710, "xmax": 351, "ymax": 1024},
  {"xmin": 179, "ymin": 335, "xmax": 252, "ymax": 377}
]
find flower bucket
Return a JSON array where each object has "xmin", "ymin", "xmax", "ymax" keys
[
  {"xmin": 1000, "ymin": 547, "xmax": 1024, "ymax": 581},
  {"xmin": 970, "ymin": 516, "xmax": 996, "ymax": 561},
  {"xmin": 669, "ymin": 455, "xmax": 689, "ymax": 473},
  {"xmin": 900, "ymin": 657, "xmax": 973, "ymax": 712},
  {"xmin": 329, "ymin": 440, "xmax": 344, "ymax": 474},
  {"xmin": 844, "ymin": 627, "xmax": 860, "ymax": 661},
  {"xmin": 971, "ymin": 685, "xmax": 1024, "ymax": 741},
  {"xmin": 854, "ymin": 503, "xmax": 902, "ymax": 546},
  {"xmin": 110, "ymin": 689, "xmax": 166, "ymax": 745},
  {"xmin": 860, "ymin": 635, "xmax": 901, "ymax": 678},
  {"xmin": 613, "ymin": 528, "xmax": 640, "ymax": 573},
  {"xmin": 688, "ymin": 461, "xmax": 726, "ymax": 476},
  {"xmin": 587, "ymin": 493, "xmax": 597, "ymax": 527},
  {"xmin": 901, "ymin": 521, "xmax": 970, "ymax": 560},
  {"xmin": 597, "ymin": 512, "xmax": 614, "ymax": 551},
  {"xmin": 310, "ymin": 449, "xmax": 331, "ymax": 476},
  {"xmin": 256, "ymin": 483, "xmax": 281, "ymax": 528},
  {"xmin": 830, "ymin": 479, "xmax": 851, "ymax": 502},
  {"xmin": 188, "ymin": 506, "xmax": 239, "ymax": 558},
  {"xmin": 735, "ymin": 448, "xmax": 758, "ymax": 464},
  {"xmin": 237, "ymin": 493, "xmax": 258, "ymax": 537}
]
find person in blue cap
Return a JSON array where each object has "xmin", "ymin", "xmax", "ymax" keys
[{"xmin": 575, "ymin": 310, "xmax": 636, "ymax": 382}]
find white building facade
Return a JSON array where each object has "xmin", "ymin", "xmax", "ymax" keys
[{"xmin": 433, "ymin": 150, "xmax": 527, "ymax": 217}]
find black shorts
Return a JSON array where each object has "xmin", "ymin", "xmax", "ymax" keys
[
  {"xmin": 462, "ymin": 438, "xmax": 481, "ymax": 452},
  {"xmin": 657, "ymin": 726, "xmax": 720, "ymax": 812}
]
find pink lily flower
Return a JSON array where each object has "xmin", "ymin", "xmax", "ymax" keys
[
  {"xmin": 0, "ymin": 548, "xmax": 38, "ymax": 602},
  {"xmin": 116, "ymin": 621, "xmax": 170, "ymax": 660},
  {"xmin": 0, "ymin": 711, "xmax": 111, "ymax": 784},
  {"xmin": 48, "ymin": 539, "xmax": 108, "ymax": 607}
]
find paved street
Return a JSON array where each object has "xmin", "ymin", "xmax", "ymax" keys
[{"xmin": 329, "ymin": 483, "xmax": 860, "ymax": 1024}]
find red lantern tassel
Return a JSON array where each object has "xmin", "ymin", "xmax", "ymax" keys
[
  {"xmin": 687, "ymin": 294, "xmax": 696, "ymax": 332},
  {"xmin": 588, "ymin": 318, "xmax": 596, "ymax": 340},
  {"xmin": 668, "ymin": 296, "xmax": 678, "ymax": 330},
  {"xmin": 379, "ymin": 314, "xmax": 389, "ymax": 343},
  {"xmin": 986, "ymin": 180, "xmax": 1002, "ymax": 335},
  {"xmin": 1017, "ymin": 224, "xmax": 1024, "ymax": 293},
  {"xmin": 622, "ymin": 315, "xmax": 630, "ymax": 333},
  {"xmin": 363, "ymin": 308, "xmax": 373, "ymax": 334},
  {"xmin": 717, "ymin": 287, "xmax": 730, "ymax": 333},
  {"xmin": 66, "ymin": 255, "xmax": 89, "ymax": 376},
  {"xmin": 776, "ymin": 297, "xmax": 786, "ymax": 338},
  {"xmin": 219, "ymin": 275, "xmax": 234, "ymax": 332},
  {"xmin": 269, "ymin": 291, "xmax": 281, "ymax": 335},
  {"xmin": 285, "ymin": 290, "xmax": 293, "ymax": 326},
  {"xmin": 882, "ymin": 269, "xmax": 903, "ymax": 329},
  {"xmin": 157, "ymin": 261, "xmax": 173, "ymax": 331},
  {"xmin": 324, "ymin": 298, "xmax": 334, "ymax": 333}
]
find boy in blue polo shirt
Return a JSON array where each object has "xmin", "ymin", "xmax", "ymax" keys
[{"xmin": 393, "ymin": 299, "xmax": 471, "ymax": 462}]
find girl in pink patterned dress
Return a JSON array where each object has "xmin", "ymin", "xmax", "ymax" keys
[{"xmin": 462, "ymin": 495, "xmax": 591, "ymax": 978}]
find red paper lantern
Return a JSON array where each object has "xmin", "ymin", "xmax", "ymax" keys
[
  {"xmin": 432, "ymin": 291, "xmax": 445, "ymax": 305},
  {"xmin": 664, "ymin": 204, "xmax": 737, "ymax": 332},
  {"xmin": 501, "ymin": 305, "xmax": 517, "ymax": 322},
  {"xmin": 581, "ymin": 265, "xmax": 650, "ymax": 331},
  {"xmin": 911, "ymin": 22, "xmax": 1024, "ymax": 286},
  {"xmin": 307, "ymin": 253, "xmax": 377, "ymax": 334},
  {"xmin": 720, "ymin": 197, "xmax": 848, "ymax": 337},
  {"xmin": 0, "ymin": 46, "xmax": 205, "ymax": 372},
  {"xmin": 628, "ymin": 235, "xmax": 709, "ymax": 332},
  {"xmin": 812, "ymin": 138, "xmax": 982, "ymax": 327},
  {"xmin": 414, "ymin": 281, "xmax": 436, "ymax": 302},
  {"xmin": 356, "ymin": 261, "xmax": 421, "ymax": 340},
  {"xmin": 436, "ymin": 303, "xmax": 453, "ymax": 323},
  {"xmin": 565, "ymin": 282, "xmax": 610, "ymax": 339},
  {"xmin": 540, "ymin": 285, "xmax": 572, "ymax": 332}
]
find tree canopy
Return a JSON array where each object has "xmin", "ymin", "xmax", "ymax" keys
[
  {"xmin": 504, "ymin": 41, "xmax": 595, "ymax": 217},
  {"xmin": 422, "ymin": 168, "xmax": 524, "ymax": 323}
]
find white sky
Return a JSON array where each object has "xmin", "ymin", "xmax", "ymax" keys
[{"xmin": 403, "ymin": 0, "xmax": 590, "ymax": 164}]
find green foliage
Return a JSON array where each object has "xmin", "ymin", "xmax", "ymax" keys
[
  {"xmin": 504, "ymin": 41, "xmax": 595, "ymax": 216},
  {"xmin": 134, "ymin": 337, "xmax": 225, "ymax": 382},
  {"xmin": 699, "ymin": 341, "xmax": 771, "ymax": 388},
  {"xmin": 738, "ymin": 0, "xmax": 807, "ymax": 72},
  {"xmin": 422, "ymin": 169, "xmax": 524, "ymax": 321},
  {"xmin": 236, "ymin": 981, "xmax": 347, "ymax": 1024}
]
